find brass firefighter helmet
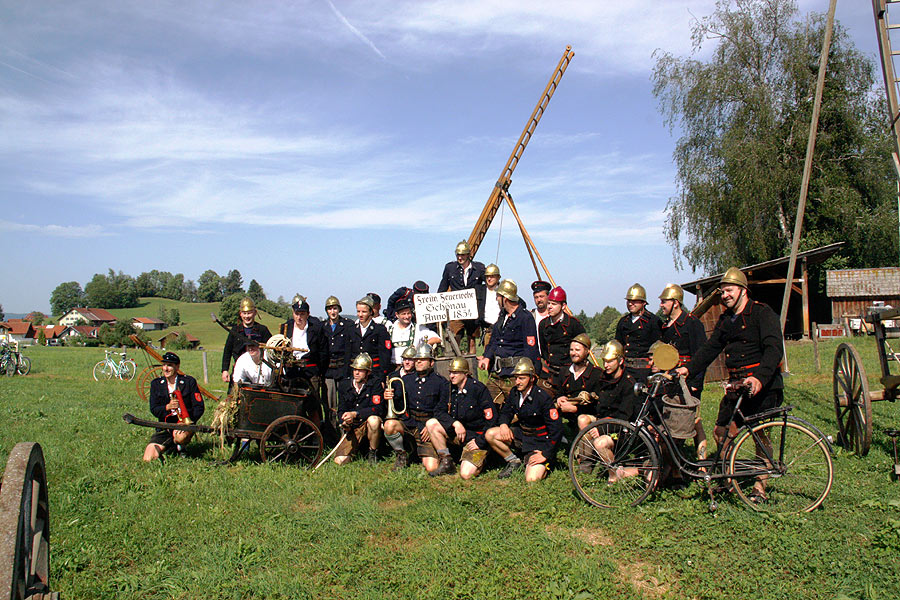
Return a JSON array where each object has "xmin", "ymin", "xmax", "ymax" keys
[
  {"xmin": 649, "ymin": 341, "xmax": 679, "ymax": 371},
  {"xmin": 658, "ymin": 283, "xmax": 684, "ymax": 304},
  {"xmin": 625, "ymin": 283, "xmax": 647, "ymax": 302},
  {"xmin": 571, "ymin": 333, "xmax": 592, "ymax": 350},
  {"xmin": 497, "ymin": 279, "xmax": 519, "ymax": 303},
  {"xmin": 356, "ymin": 295, "xmax": 375, "ymax": 309},
  {"xmin": 512, "ymin": 357, "xmax": 536, "ymax": 376},
  {"xmin": 325, "ymin": 295, "xmax": 342, "ymax": 310},
  {"xmin": 720, "ymin": 267, "xmax": 748, "ymax": 289},
  {"xmin": 401, "ymin": 346, "xmax": 417, "ymax": 360},
  {"xmin": 600, "ymin": 340, "xmax": 624, "ymax": 362},
  {"xmin": 455, "ymin": 240, "xmax": 471, "ymax": 256},
  {"xmin": 239, "ymin": 297, "xmax": 256, "ymax": 312},
  {"xmin": 449, "ymin": 357, "xmax": 469, "ymax": 373},
  {"xmin": 414, "ymin": 344, "xmax": 434, "ymax": 360},
  {"xmin": 485, "ymin": 263, "xmax": 500, "ymax": 277},
  {"xmin": 350, "ymin": 352, "xmax": 373, "ymax": 372}
]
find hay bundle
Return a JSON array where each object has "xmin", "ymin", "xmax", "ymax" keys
[{"xmin": 209, "ymin": 386, "xmax": 242, "ymax": 452}]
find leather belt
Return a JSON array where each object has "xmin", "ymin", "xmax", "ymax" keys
[{"xmin": 728, "ymin": 362, "xmax": 760, "ymax": 379}]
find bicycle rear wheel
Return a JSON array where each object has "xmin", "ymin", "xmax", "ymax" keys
[
  {"xmin": 3, "ymin": 357, "xmax": 15, "ymax": 376},
  {"xmin": 16, "ymin": 356, "xmax": 31, "ymax": 376},
  {"xmin": 121, "ymin": 359, "xmax": 137, "ymax": 381},
  {"xmin": 92, "ymin": 361, "xmax": 112, "ymax": 381},
  {"xmin": 726, "ymin": 418, "xmax": 833, "ymax": 514},
  {"xmin": 568, "ymin": 419, "xmax": 660, "ymax": 509}
]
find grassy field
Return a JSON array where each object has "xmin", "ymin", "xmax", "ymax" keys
[
  {"xmin": 106, "ymin": 298, "xmax": 286, "ymax": 351},
  {"xmin": 1, "ymin": 338, "xmax": 899, "ymax": 599}
]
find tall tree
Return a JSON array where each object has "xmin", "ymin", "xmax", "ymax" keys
[
  {"xmin": 247, "ymin": 279, "xmax": 266, "ymax": 304},
  {"xmin": 197, "ymin": 269, "xmax": 223, "ymax": 303},
  {"xmin": 182, "ymin": 279, "xmax": 198, "ymax": 303},
  {"xmin": 135, "ymin": 272, "xmax": 157, "ymax": 297},
  {"xmin": 50, "ymin": 282, "xmax": 85, "ymax": 315},
  {"xmin": 652, "ymin": 0, "xmax": 898, "ymax": 273},
  {"xmin": 222, "ymin": 269, "xmax": 244, "ymax": 296},
  {"xmin": 84, "ymin": 274, "xmax": 116, "ymax": 308},
  {"xmin": 162, "ymin": 273, "xmax": 185, "ymax": 300}
]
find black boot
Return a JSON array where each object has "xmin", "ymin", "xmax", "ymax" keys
[
  {"xmin": 429, "ymin": 455, "xmax": 456, "ymax": 477},
  {"xmin": 367, "ymin": 448, "xmax": 378, "ymax": 465},
  {"xmin": 392, "ymin": 450, "xmax": 409, "ymax": 471},
  {"xmin": 497, "ymin": 458, "xmax": 523, "ymax": 479}
]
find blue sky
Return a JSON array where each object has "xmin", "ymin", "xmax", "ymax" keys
[{"xmin": 0, "ymin": 1, "xmax": 878, "ymax": 316}]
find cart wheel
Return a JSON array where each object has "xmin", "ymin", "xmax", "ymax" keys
[
  {"xmin": 135, "ymin": 365, "xmax": 163, "ymax": 402},
  {"xmin": 833, "ymin": 342, "xmax": 873, "ymax": 456},
  {"xmin": 0, "ymin": 443, "xmax": 53, "ymax": 600},
  {"xmin": 259, "ymin": 416, "xmax": 323, "ymax": 467}
]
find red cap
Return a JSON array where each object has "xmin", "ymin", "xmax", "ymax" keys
[{"xmin": 548, "ymin": 286, "xmax": 567, "ymax": 303}]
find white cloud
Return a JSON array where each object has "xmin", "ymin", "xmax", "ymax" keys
[{"xmin": 0, "ymin": 220, "xmax": 108, "ymax": 238}]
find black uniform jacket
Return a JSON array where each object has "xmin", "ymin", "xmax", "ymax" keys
[
  {"xmin": 615, "ymin": 309, "xmax": 663, "ymax": 359},
  {"xmin": 660, "ymin": 311, "xmax": 707, "ymax": 391},
  {"xmin": 435, "ymin": 377, "xmax": 497, "ymax": 448},
  {"xmin": 280, "ymin": 317, "xmax": 330, "ymax": 379},
  {"xmin": 539, "ymin": 313, "xmax": 586, "ymax": 371},
  {"xmin": 398, "ymin": 369, "xmax": 449, "ymax": 428},
  {"xmin": 349, "ymin": 320, "xmax": 392, "ymax": 382},
  {"xmin": 685, "ymin": 300, "xmax": 784, "ymax": 391},
  {"xmin": 337, "ymin": 377, "xmax": 387, "ymax": 425},
  {"xmin": 552, "ymin": 362, "xmax": 604, "ymax": 416},
  {"xmin": 484, "ymin": 305, "xmax": 540, "ymax": 376},
  {"xmin": 323, "ymin": 316, "xmax": 354, "ymax": 379},
  {"xmin": 499, "ymin": 385, "xmax": 563, "ymax": 455},
  {"xmin": 595, "ymin": 371, "xmax": 639, "ymax": 422},
  {"xmin": 149, "ymin": 374, "xmax": 204, "ymax": 423},
  {"xmin": 221, "ymin": 322, "xmax": 272, "ymax": 372},
  {"xmin": 438, "ymin": 260, "xmax": 487, "ymax": 320}
]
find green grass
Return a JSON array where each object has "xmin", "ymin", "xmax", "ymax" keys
[
  {"xmin": 1, "ymin": 338, "xmax": 899, "ymax": 599},
  {"xmin": 106, "ymin": 298, "xmax": 285, "ymax": 351}
]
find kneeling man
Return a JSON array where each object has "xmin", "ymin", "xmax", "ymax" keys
[
  {"xmin": 334, "ymin": 353, "xmax": 386, "ymax": 465},
  {"xmin": 143, "ymin": 352, "xmax": 204, "ymax": 461}
]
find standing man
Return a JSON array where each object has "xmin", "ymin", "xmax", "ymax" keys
[
  {"xmin": 554, "ymin": 334, "xmax": 603, "ymax": 432},
  {"xmin": 659, "ymin": 283, "xmax": 709, "ymax": 458},
  {"xmin": 383, "ymin": 345, "xmax": 449, "ymax": 473},
  {"xmin": 388, "ymin": 298, "xmax": 440, "ymax": 370},
  {"xmin": 350, "ymin": 295, "xmax": 392, "ymax": 383},
  {"xmin": 615, "ymin": 283, "xmax": 662, "ymax": 383},
  {"xmin": 675, "ymin": 268, "xmax": 784, "ymax": 503},
  {"xmin": 323, "ymin": 295, "xmax": 353, "ymax": 426},
  {"xmin": 426, "ymin": 357, "xmax": 498, "ymax": 479},
  {"xmin": 481, "ymin": 264, "xmax": 502, "ymax": 344},
  {"xmin": 142, "ymin": 352, "xmax": 205, "ymax": 461},
  {"xmin": 538, "ymin": 286, "xmax": 586, "ymax": 381},
  {"xmin": 438, "ymin": 240, "xmax": 486, "ymax": 354},
  {"xmin": 281, "ymin": 294, "xmax": 329, "ymax": 393},
  {"xmin": 484, "ymin": 358, "xmax": 562, "ymax": 481},
  {"xmin": 531, "ymin": 281, "xmax": 552, "ymax": 327},
  {"xmin": 334, "ymin": 353, "xmax": 386, "ymax": 465},
  {"xmin": 221, "ymin": 297, "xmax": 272, "ymax": 383},
  {"xmin": 368, "ymin": 293, "xmax": 387, "ymax": 327},
  {"xmin": 478, "ymin": 279, "xmax": 541, "ymax": 404}
]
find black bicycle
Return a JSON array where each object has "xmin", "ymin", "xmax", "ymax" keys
[{"xmin": 568, "ymin": 373, "xmax": 834, "ymax": 514}]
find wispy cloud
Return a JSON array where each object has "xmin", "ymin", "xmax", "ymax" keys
[
  {"xmin": 324, "ymin": 0, "xmax": 386, "ymax": 60},
  {"xmin": 0, "ymin": 220, "xmax": 109, "ymax": 238}
]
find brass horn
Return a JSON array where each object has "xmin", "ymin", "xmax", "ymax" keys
[{"xmin": 384, "ymin": 377, "xmax": 407, "ymax": 420}]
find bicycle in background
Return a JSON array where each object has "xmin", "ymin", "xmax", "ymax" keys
[
  {"xmin": 1, "ymin": 341, "xmax": 30, "ymax": 376},
  {"xmin": 92, "ymin": 350, "xmax": 137, "ymax": 381}
]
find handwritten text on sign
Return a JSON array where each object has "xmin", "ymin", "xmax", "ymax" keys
[{"xmin": 414, "ymin": 289, "xmax": 477, "ymax": 324}]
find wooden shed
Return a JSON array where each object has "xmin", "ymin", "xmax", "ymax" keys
[{"xmin": 826, "ymin": 268, "xmax": 900, "ymax": 331}]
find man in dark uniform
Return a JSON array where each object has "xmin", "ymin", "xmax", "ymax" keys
[
  {"xmin": 221, "ymin": 297, "xmax": 272, "ymax": 383},
  {"xmin": 280, "ymin": 295, "xmax": 330, "ymax": 420},
  {"xmin": 142, "ymin": 352, "xmax": 205, "ymax": 461},
  {"xmin": 323, "ymin": 295, "xmax": 353, "ymax": 425},
  {"xmin": 658, "ymin": 283, "xmax": 708, "ymax": 458},
  {"xmin": 554, "ymin": 333, "xmax": 603, "ymax": 433},
  {"xmin": 387, "ymin": 345, "xmax": 417, "ymax": 380},
  {"xmin": 485, "ymin": 358, "xmax": 563, "ymax": 481},
  {"xmin": 426, "ymin": 357, "xmax": 498, "ymax": 479},
  {"xmin": 675, "ymin": 267, "xmax": 784, "ymax": 502},
  {"xmin": 539, "ymin": 286, "xmax": 586, "ymax": 381},
  {"xmin": 349, "ymin": 295, "xmax": 392, "ymax": 383},
  {"xmin": 438, "ymin": 240, "xmax": 486, "ymax": 354},
  {"xmin": 334, "ymin": 353, "xmax": 386, "ymax": 465},
  {"xmin": 615, "ymin": 283, "xmax": 662, "ymax": 383},
  {"xmin": 383, "ymin": 344, "xmax": 449, "ymax": 472},
  {"xmin": 477, "ymin": 279, "xmax": 541, "ymax": 404}
]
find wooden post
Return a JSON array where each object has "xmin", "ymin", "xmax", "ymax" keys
[
  {"xmin": 801, "ymin": 258, "xmax": 810, "ymax": 339},
  {"xmin": 812, "ymin": 321, "xmax": 820, "ymax": 373},
  {"xmin": 202, "ymin": 350, "xmax": 209, "ymax": 384}
]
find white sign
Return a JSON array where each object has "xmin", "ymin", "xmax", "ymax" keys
[{"xmin": 414, "ymin": 289, "xmax": 478, "ymax": 324}]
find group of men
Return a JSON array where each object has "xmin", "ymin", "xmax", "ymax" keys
[{"xmin": 146, "ymin": 242, "xmax": 784, "ymax": 496}]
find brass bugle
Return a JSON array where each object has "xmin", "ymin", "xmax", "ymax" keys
[{"xmin": 384, "ymin": 377, "xmax": 407, "ymax": 420}]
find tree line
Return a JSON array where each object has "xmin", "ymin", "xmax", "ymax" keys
[{"xmin": 49, "ymin": 268, "xmax": 290, "ymax": 319}]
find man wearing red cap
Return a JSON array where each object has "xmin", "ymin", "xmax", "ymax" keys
[{"xmin": 538, "ymin": 286, "xmax": 586, "ymax": 381}]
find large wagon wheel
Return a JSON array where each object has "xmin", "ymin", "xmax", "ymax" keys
[
  {"xmin": 0, "ymin": 442, "xmax": 54, "ymax": 600},
  {"xmin": 833, "ymin": 342, "xmax": 873, "ymax": 456},
  {"xmin": 259, "ymin": 416, "xmax": 323, "ymax": 467},
  {"xmin": 135, "ymin": 365, "xmax": 163, "ymax": 402}
]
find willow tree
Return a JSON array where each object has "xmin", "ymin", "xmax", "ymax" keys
[{"xmin": 653, "ymin": 0, "xmax": 898, "ymax": 273}]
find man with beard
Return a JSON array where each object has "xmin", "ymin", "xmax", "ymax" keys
[
  {"xmin": 221, "ymin": 297, "xmax": 272, "ymax": 384},
  {"xmin": 615, "ymin": 283, "xmax": 662, "ymax": 383},
  {"xmin": 554, "ymin": 333, "xmax": 603, "ymax": 432},
  {"xmin": 538, "ymin": 286, "xmax": 586, "ymax": 381}
]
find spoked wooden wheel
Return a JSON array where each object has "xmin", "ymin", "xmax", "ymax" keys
[
  {"xmin": 259, "ymin": 416, "xmax": 323, "ymax": 467},
  {"xmin": 135, "ymin": 365, "xmax": 163, "ymax": 402},
  {"xmin": 0, "ymin": 442, "xmax": 54, "ymax": 600},
  {"xmin": 833, "ymin": 343, "xmax": 873, "ymax": 456}
]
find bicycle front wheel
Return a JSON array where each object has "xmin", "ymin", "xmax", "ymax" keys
[
  {"xmin": 726, "ymin": 418, "xmax": 833, "ymax": 514},
  {"xmin": 568, "ymin": 419, "xmax": 660, "ymax": 509},
  {"xmin": 16, "ymin": 356, "xmax": 31, "ymax": 376},
  {"xmin": 3, "ymin": 358, "xmax": 15, "ymax": 376},
  {"xmin": 92, "ymin": 361, "xmax": 112, "ymax": 381},
  {"xmin": 121, "ymin": 359, "xmax": 137, "ymax": 381}
]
